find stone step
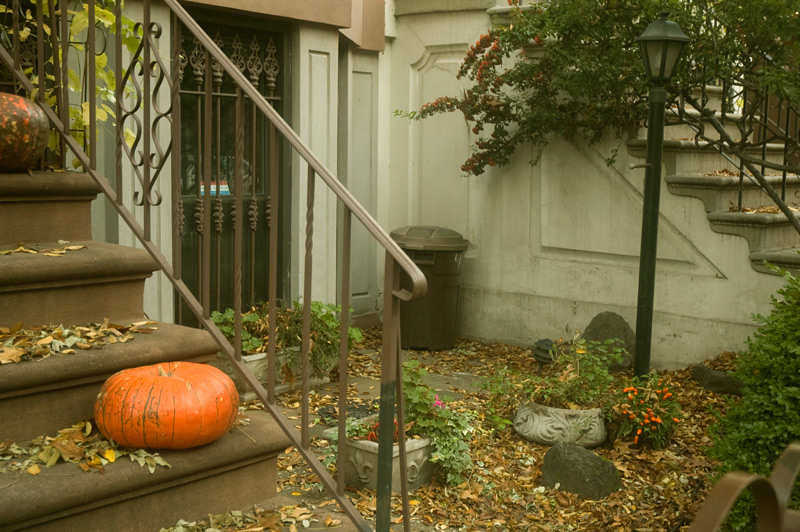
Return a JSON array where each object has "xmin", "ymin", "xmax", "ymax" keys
[
  {"xmin": 751, "ymin": 248, "xmax": 800, "ymax": 275},
  {"xmin": 0, "ymin": 321, "xmax": 222, "ymax": 442},
  {"xmin": 659, "ymin": 109, "xmax": 745, "ymax": 142},
  {"xmin": 707, "ymin": 210, "xmax": 800, "ymax": 252},
  {"xmin": 666, "ymin": 173, "xmax": 800, "ymax": 212},
  {"xmin": 0, "ymin": 410, "xmax": 290, "ymax": 532},
  {"xmin": 627, "ymin": 138, "xmax": 787, "ymax": 176},
  {"xmin": 0, "ymin": 171, "xmax": 100, "ymax": 245},
  {"xmin": 0, "ymin": 240, "xmax": 159, "ymax": 327}
]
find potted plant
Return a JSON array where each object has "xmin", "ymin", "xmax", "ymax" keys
[
  {"xmin": 513, "ymin": 335, "xmax": 625, "ymax": 448},
  {"xmin": 327, "ymin": 360, "xmax": 475, "ymax": 491},
  {"xmin": 610, "ymin": 371, "xmax": 682, "ymax": 449},
  {"xmin": 210, "ymin": 300, "xmax": 363, "ymax": 399}
]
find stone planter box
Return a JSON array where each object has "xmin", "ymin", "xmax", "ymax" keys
[
  {"xmin": 210, "ymin": 348, "xmax": 330, "ymax": 401},
  {"xmin": 514, "ymin": 402, "xmax": 607, "ymax": 448},
  {"xmin": 323, "ymin": 418, "xmax": 435, "ymax": 492}
]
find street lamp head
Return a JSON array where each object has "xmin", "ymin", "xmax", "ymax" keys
[{"xmin": 637, "ymin": 12, "xmax": 689, "ymax": 85}]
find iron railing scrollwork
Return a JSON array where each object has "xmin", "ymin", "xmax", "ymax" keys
[
  {"xmin": 0, "ymin": 1, "xmax": 427, "ymax": 531},
  {"xmin": 687, "ymin": 442, "xmax": 800, "ymax": 531}
]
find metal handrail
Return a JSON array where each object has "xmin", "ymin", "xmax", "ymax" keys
[{"xmin": 687, "ymin": 442, "xmax": 800, "ymax": 531}]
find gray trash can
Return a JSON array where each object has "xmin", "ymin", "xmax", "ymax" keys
[{"xmin": 390, "ymin": 226, "xmax": 469, "ymax": 351}]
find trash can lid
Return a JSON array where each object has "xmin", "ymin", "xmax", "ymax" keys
[{"xmin": 390, "ymin": 226, "xmax": 469, "ymax": 251}]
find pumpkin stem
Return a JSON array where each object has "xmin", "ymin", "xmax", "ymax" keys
[{"xmin": 157, "ymin": 365, "xmax": 171, "ymax": 377}]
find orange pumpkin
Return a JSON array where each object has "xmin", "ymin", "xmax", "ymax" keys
[
  {"xmin": 0, "ymin": 92, "xmax": 49, "ymax": 172},
  {"xmin": 94, "ymin": 361, "xmax": 239, "ymax": 449}
]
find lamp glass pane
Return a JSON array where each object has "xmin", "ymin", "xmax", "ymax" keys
[
  {"xmin": 645, "ymin": 41, "xmax": 666, "ymax": 80},
  {"xmin": 662, "ymin": 41, "xmax": 685, "ymax": 80}
]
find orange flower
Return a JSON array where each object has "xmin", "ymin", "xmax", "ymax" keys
[
  {"xmin": 650, "ymin": 425, "xmax": 657, "ymax": 431},
  {"xmin": 628, "ymin": 394, "xmax": 634, "ymax": 400},
  {"xmin": 673, "ymin": 417, "xmax": 680, "ymax": 423},
  {"xmin": 634, "ymin": 436, "xmax": 639, "ymax": 444},
  {"xmin": 636, "ymin": 428, "xmax": 642, "ymax": 435}
]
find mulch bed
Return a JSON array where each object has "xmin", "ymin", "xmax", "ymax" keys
[{"xmin": 265, "ymin": 328, "xmax": 735, "ymax": 532}]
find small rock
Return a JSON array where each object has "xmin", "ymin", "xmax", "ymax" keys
[
  {"xmin": 583, "ymin": 312, "xmax": 634, "ymax": 372},
  {"xmin": 691, "ymin": 365, "xmax": 742, "ymax": 396},
  {"xmin": 541, "ymin": 442, "xmax": 622, "ymax": 500}
]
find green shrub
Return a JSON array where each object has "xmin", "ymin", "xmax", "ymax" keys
[
  {"xmin": 479, "ymin": 366, "xmax": 527, "ymax": 431},
  {"xmin": 709, "ymin": 264, "xmax": 800, "ymax": 530},
  {"xmin": 526, "ymin": 336, "xmax": 624, "ymax": 409},
  {"xmin": 211, "ymin": 300, "xmax": 362, "ymax": 378}
]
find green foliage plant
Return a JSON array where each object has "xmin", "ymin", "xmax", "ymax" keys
[
  {"xmin": 402, "ymin": 360, "xmax": 475, "ymax": 486},
  {"xmin": 709, "ymin": 264, "xmax": 800, "ymax": 530},
  {"xmin": 210, "ymin": 300, "xmax": 362, "ymax": 378},
  {"xmin": 525, "ymin": 335, "xmax": 624, "ymax": 409},
  {"xmin": 399, "ymin": 0, "xmax": 800, "ymax": 176},
  {"xmin": 613, "ymin": 372, "xmax": 681, "ymax": 449},
  {"xmin": 479, "ymin": 366, "xmax": 527, "ymax": 431}
]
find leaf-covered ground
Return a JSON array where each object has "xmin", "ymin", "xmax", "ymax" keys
[{"xmin": 164, "ymin": 329, "xmax": 736, "ymax": 532}]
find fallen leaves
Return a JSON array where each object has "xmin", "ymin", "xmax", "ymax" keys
[
  {"xmin": 0, "ymin": 241, "xmax": 87, "ymax": 257},
  {"xmin": 0, "ymin": 420, "xmax": 170, "ymax": 475},
  {"xmin": 0, "ymin": 318, "xmax": 157, "ymax": 364},
  {"xmin": 157, "ymin": 504, "xmax": 343, "ymax": 532}
]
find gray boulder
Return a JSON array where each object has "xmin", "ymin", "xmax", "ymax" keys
[
  {"xmin": 540, "ymin": 442, "xmax": 622, "ymax": 500},
  {"xmin": 583, "ymin": 312, "xmax": 634, "ymax": 372},
  {"xmin": 691, "ymin": 365, "xmax": 742, "ymax": 396}
]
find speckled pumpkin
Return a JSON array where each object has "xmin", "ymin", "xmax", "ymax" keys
[
  {"xmin": 0, "ymin": 92, "xmax": 49, "ymax": 172},
  {"xmin": 93, "ymin": 361, "xmax": 240, "ymax": 450}
]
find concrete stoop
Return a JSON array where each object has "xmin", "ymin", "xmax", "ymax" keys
[
  {"xmin": 0, "ymin": 172, "xmax": 99, "ymax": 245},
  {"xmin": 0, "ymin": 410, "xmax": 290, "ymax": 532},
  {"xmin": 0, "ymin": 240, "xmax": 159, "ymax": 326},
  {"xmin": 0, "ymin": 169, "xmax": 292, "ymax": 531}
]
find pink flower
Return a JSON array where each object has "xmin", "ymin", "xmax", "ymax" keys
[{"xmin": 433, "ymin": 395, "xmax": 445, "ymax": 409}]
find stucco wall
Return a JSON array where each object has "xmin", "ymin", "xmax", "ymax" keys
[{"xmin": 387, "ymin": 4, "xmax": 782, "ymax": 368}]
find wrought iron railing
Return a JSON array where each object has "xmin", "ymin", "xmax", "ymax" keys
[
  {"xmin": 0, "ymin": 1, "xmax": 426, "ymax": 530},
  {"xmin": 687, "ymin": 442, "xmax": 800, "ymax": 531}
]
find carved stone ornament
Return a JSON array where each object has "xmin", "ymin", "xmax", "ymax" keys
[{"xmin": 514, "ymin": 401, "xmax": 607, "ymax": 448}]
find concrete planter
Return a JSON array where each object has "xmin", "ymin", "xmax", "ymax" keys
[
  {"xmin": 514, "ymin": 402, "xmax": 607, "ymax": 448},
  {"xmin": 210, "ymin": 348, "xmax": 330, "ymax": 401},
  {"xmin": 324, "ymin": 418, "xmax": 435, "ymax": 492}
]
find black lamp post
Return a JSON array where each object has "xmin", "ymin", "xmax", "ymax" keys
[{"xmin": 633, "ymin": 13, "xmax": 689, "ymax": 377}]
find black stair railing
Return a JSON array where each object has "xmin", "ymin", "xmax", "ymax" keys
[
  {"xmin": 669, "ymin": 3, "xmax": 800, "ymax": 235},
  {"xmin": 0, "ymin": 1, "xmax": 426, "ymax": 530}
]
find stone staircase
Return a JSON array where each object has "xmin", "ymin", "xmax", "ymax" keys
[
  {"xmin": 0, "ymin": 172, "xmax": 290, "ymax": 531},
  {"xmin": 627, "ymin": 102, "xmax": 800, "ymax": 275}
]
